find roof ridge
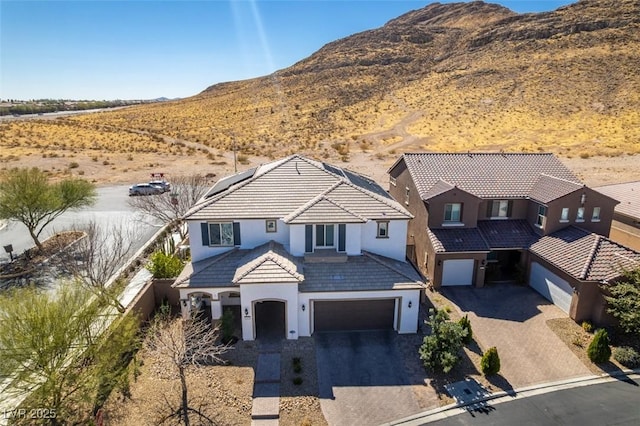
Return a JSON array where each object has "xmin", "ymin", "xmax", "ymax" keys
[
  {"xmin": 580, "ymin": 232, "xmax": 603, "ymax": 280},
  {"xmin": 233, "ymin": 246, "xmax": 303, "ymax": 283},
  {"xmin": 537, "ymin": 172, "xmax": 584, "ymax": 186},
  {"xmin": 283, "ymin": 181, "xmax": 343, "ymax": 222},
  {"xmin": 362, "ymin": 251, "xmax": 422, "ymax": 283},
  {"xmin": 332, "ymin": 176, "xmax": 412, "ymax": 218}
]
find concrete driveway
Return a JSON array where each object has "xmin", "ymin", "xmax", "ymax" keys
[
  {"xmin": 442, "ymin": 284, "xmax": 591, "ymax": 388},
  {"xmin": 315, "ymin": 331, "xmax": 420, "ymax": 426}
]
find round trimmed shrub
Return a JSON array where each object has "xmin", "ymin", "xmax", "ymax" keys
[
  {"xmin": 587, "ymin": 329, "xmax": 611, "ymax": 364},
  {"xmin": 481, "ymin": 347, "xmax": 500, "ymax": 376},
  {"xmin": 613, "ymin": 346, "xmax": 640, "ymax": 368},
  {"xmin": 459, "ymin": 315, "xmax": 473, "ymax": 344}
]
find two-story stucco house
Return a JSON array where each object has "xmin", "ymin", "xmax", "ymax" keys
[
  {"xmin": 389, "ymin": 153, "xmax": 640, "ymax": 325},
  {"xmin": 175, "ymin": 155, "xmax": 424, "ymax": 341}
]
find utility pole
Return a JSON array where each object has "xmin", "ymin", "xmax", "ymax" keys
[{"xmin": 232, "ymin": 135, "xmax": 237, "ymax": 173}]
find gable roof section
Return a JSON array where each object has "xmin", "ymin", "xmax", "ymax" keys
[
  {"xmin": 595, "ymin": 181, "xmax": 640, "ymax": 220},
  {"xmin": 396, "ymin": 153, "xmax": 581, "ymax": 200},
  {"xmin": 529, "ymin": 226, "xmax": 640, "ymax": 282},
  {"xmin": 529, "ymin": 174, "xmax": 584, "ymax": 204},
  {"xmin": 185, "ymin": 155, "xmax": 411, "ymax": 221},
  {"xmin": 284, "ymin": 187, "xmax": 368, "ymax": 224},
  {"xmin": 233, "ymin": 241, "xmax": 303, "ymax": 284}
]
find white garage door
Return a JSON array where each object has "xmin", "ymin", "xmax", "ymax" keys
[
  {"xmin": 442, "ymin": 259, "xmax": 474, "ymax": 286},
  {"xmin": 529, "ymin": 262, "xmax": 573, "ymax": 313}
]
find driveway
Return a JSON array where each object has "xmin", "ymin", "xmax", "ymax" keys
[
  {"xmin": 315, "ymin": 331, "xmax": 420, "ymax": 426},
  {"xmin": 442, "ymin": 284, "xmax": 591, "ymax": 388}
]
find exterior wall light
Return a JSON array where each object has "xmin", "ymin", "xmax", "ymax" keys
[
  {"xmin": 244, "ymin": 307, "xmax": 249, "ymax": 317},
  {"xmin": 408, "ymin": 301, "xmax": 412, "ymax": 309},
  {"xmin": 180, "ymin": 299, "xmax": 187, "ymax": 307},
  {"xmin": 301, "ymin": 304, "xmax": 306, "ymax": 311},
  {"xmin": 437, "ymin": 260, "xmax": 442, "ymax": 266}
]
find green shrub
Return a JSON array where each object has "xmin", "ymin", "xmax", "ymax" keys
[
  {"xmin": 458, "ymin": 315, "xmax": 473, "ymax": 344},
  {"xmin": 292, "ymin": 357, "xmax": 302, "ymax": 373},
  {"xmin": 293, "ymin": 377, "xmax": 303, "ymax": 385},
  {"xmin": 419, "ymin": 309, "xmax": 466, "ymax": 373},
  {"xmin": 220, "ymin": 308, "xmax": 235, "ymax": 343},
  {"xmin": 481, "ymin": 347, "xmax": 501, "ymax": 376},
  {"xmin": 581, "ymin": 321, "xmax": 593, "ymax": 333},
  {"xmin": 613, "ymin": 346, "xmax": 640, "ymax": 368},
  {"xmin": 587, "ymin": 329, "xmax": 612, "ymax": 363},
  {"xmin": 146, "ymin": 251, "xmax": 184, "ymax": 278}
]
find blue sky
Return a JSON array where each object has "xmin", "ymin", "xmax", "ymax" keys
[{"xmin": 0, "ymin": 0, "xmax": 572, "ymax": 101}]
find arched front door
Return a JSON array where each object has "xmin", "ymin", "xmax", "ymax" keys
[{"xmin": 254, "ymin": 300, "xmax": 286, "ymax": 340}]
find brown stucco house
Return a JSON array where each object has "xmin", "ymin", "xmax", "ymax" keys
[
  {"xmin": 388, "ymin": 153, "xmax": 640, "ymax": 325},
  {"xmin": 594, "ymin": 181, "xmax": 640, "ymax": 251}
]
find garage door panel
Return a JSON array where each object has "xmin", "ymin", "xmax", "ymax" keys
[
  {"xmin": 314, "ymin": 299, "xmax": 395, "ymax": 332},
  {"xmin": 442, "ymin": 259, "xmax": 474, "ymax": 286},
  {"xmin": 529, "ymin": 262, "xmax": 573, "ymax": 313}
]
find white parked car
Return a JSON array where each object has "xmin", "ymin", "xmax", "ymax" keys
[{"xmin": 129, "ymin": 183, "xmax": 164, "ymax": 196}]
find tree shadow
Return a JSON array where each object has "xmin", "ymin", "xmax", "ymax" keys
[{"xmin": 486, "ymin": 373, "xmax": 515, "ymax": 394}]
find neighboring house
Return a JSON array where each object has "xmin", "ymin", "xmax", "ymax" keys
[
  {"xmin": 175, "ymin": 155, "xmax": 424, "ymax": 341},
  {"xmin": 389, "ymin": 153, "xmax": 640, "ymax": 325},
  {"xmin": 594, "ymin": 181, "xmax": 640, "ymax": 251}
]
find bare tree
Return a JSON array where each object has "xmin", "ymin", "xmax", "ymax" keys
[
  {"xmin": 128, "ymin": 174, "xmax": 211, "ymax": 239},
  {"xmin": 145, "ymin": 310, "xmax": 230, "ymax": 425},
  {"xmin": 60, "ymin": 220, "xmax": 137, "ymax": 312}
]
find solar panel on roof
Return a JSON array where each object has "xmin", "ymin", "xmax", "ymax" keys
[{"xmin": 204, "ymin": 167, "xmax": 257, "ymax": 198}]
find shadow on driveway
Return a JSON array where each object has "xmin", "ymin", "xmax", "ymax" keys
[
  {"xmin": 442, "ymin": 284, "xmax": 548, "ymax": 322},
  {"xmin": 315, "ymin": 331, "xmax": 420, "ymax": 426}
]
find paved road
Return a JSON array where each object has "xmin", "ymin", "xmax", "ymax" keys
[
  {"xmin": 315, "ymin": 331, "xmax": 420, "ymax": 426},
  {"xmin": 0, "ymin": 185, "xmax": 161, "ymax": 263},
  {"xmin": 403, "ymin": 375, "xmax": 640, "ymax": 425}
]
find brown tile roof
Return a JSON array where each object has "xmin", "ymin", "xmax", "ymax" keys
[
  {"xmin": 595, "ymin": 181, "xmax": 640, "ymax": 220},
  {"xmin": 175, "ymin": 241, "xmax": 425, "ymax": 291},
  {"xmin": 396, "ymin": 153, "xmax": 581, "ymax": 200},
  {"xmin": 529, "ymin": 226, "xmax": 640, "ymax": 281},
  {"xmin": 477, "ymin": 220, "xmax": 538, "ymax": 249},
  {"xmin": 529, "ymin": 174, "xmax": 584, "ymax": 203},
  {"xmin": 186, "ymin": 155, "xmax": 411, "ymax": 221},
  {"xmin": 427, "ymin": 227, "xmax": 489, "ymax": 253}
]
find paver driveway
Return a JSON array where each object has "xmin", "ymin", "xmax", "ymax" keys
[
  {"xmin": 442, "ymin": 284, "xmax": 591, "ymax": 388},
  {"xmin": 315, "ymin": 331, "xmax": 420, "ymax": 426}
]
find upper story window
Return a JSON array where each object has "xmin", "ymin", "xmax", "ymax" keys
[
  {"xmin": 489, "ymin": 200, "xmax": 510, "ymax": 218},
  {"xmin": 389, "ymin": 176, "xmax": 397, "ymax": 187},
  {"xmin": 377, "ymin": 221, "xmax": 389, "ymax": 238},
  {"xmin": 591, "ymin": 207, "xmax": 601, "ymax": 222},
  {"xmin": 444, "ymin": 203, "xmax": 462, "ymax": 223},
  {"xmin": 208, "ymin": 222, "xmax": 234, "ymax": 246},
  {"xmin": 405, "ymin": 187, "xmax": 410, "ymax": 205},
  {"xmin": 560, "ymin": 207, "xmax": 570, "ymax": 222},
  {"xmin": 265, "ymin": 219, "xmax": 277, "ymax": 233},
  {"xmin": 576, "ymin": 207, "xmax": 585, "ymax": 222},
  {"xmin": 315, "ymin": 224, "xmax": 335, "ymax": 248},
  {"xmin": 535, "ymin": 205, "xmax": 547, "ymax": 228}
]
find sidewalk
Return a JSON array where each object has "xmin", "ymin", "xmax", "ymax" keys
[{"xmin": 251, "ymin": 341, "xmax": 282, "ymax": 426}]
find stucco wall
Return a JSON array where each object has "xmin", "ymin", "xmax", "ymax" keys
[{"xmin": 360, "ymin": 220, "xmax": 408, "ymax": 260}]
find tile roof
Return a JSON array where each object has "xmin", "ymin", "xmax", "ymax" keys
[
  {"xmin": 396, "ymin": 153, "xmax": 581, "ymax": 200},
  {"xmin": 175, "ymin": 241, "xmax": 425, "ymax": 291},
  {"xmin": 529, "ymin": 226, "xmax": 640, "ymax": 281},
  {"xmin": 427, "ymin": 227, "xmax": 489, "ymax": 253},
  {"xmin": 595, "ymin": 181, "xmax": 640, "ymax": 220},
  {"xmin": 422, "ymin": 180, "xmax": 457, "ymax": 200},
  {"xmin": 529, "ymin": 174, "xmax": 584, "ymax": 203},
  {"xmin": 477, "ymin": 220, "xmax": 538, "ymax": 249},
  {"xmin": 186, "ymin": 155, "xmax": 411, "ymax": 221}
]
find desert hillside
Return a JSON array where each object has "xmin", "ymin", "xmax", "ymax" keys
[{"xmin": 1, "ymin": 0, "xmax": 639, "ymax": 185}]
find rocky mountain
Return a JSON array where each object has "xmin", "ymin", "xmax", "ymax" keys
[{"xmin": 77, "ymin": 0, "xmax": 640, "ymax": 160}]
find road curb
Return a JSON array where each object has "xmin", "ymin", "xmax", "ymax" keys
[{"xmin": 386, "ymin": 368, "xmax": 640, "ymax": 425}]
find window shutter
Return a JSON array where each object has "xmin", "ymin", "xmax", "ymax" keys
[
  {"xmin": 507, "ymin": 201, "xmax": 513, "ymax": 217},
  {"xmin": 305, "ymin": 225, "xmax": 313, "ymax": 253},
  {"xmin": 233, "ymin": 222, "xmax": 241, "ymax": 245},
  {"xmin": 486, "ymin": 201, "xmax": 493, "ymax": 218},
  {"xmin": 201, "ymin": 223, "xmax": 209, "ymax": 246},
  {"xmin": 338, "ymin": 224, "xmax": 346, "ymax": 252}
]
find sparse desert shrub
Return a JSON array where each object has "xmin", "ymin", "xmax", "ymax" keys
[
  {"xmin": 458, "ymin": 315, "xmax": 473, "ymax": 344},
  {"xmin": 480, "ymin": 347, "xmax": 500, "ymax": 375},
  {"xmin": 581, "ymin": 321, "xmax": 593, "ymax": 333},
  {"xmin": 587, "ymin": 329, "xmax": 611, "ymax": 364},
  {"xmin": 237, "ymin": 153, "xmax": 249, "ymax": 164},
  {"xmin": 613, "ymin": 346, "xmax": 640, "ymax": 368},
  {"xmin": 579, "ymin": 152, "xmax": 591, "ymax": 159},
  {"xmin": 68, "ymin": 162, "xmax": 79, "ymax": 169}
]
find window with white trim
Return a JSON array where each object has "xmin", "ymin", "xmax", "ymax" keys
[
  {"xmin": 315, "ymin": 224, "xmax": 335, "ymax": 248},
  {"xmin": 591, "ymin": 207, "xmax": 601, "ymax": 222},
  {"xmin": 490, "ymin": 200, "xmax": 510, "ymax": 218},
  {"xmin": 208, "ymin": 222, "xmax": 234, "ymax": 246},
  {"xmin": 560, "ymin": 207, "xmax": 570, "ymax": 222},
  {"xmin": 576, "ymin": 207, "xmax": 585, "ymax": 222},
  {"xmin": 265, "ymin": 219, "xmax": 277, "ymax": 233},
  {"xmin": 444, "ymin": 203, "xmax": 462, "ymax": 222},
  {"xmin": 535, "ymin": 205, "xmax": 547, "ymax": 228},
  {"xmin": 377, "ymin": 221, "xmax": 389, "ymax": 238}
]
